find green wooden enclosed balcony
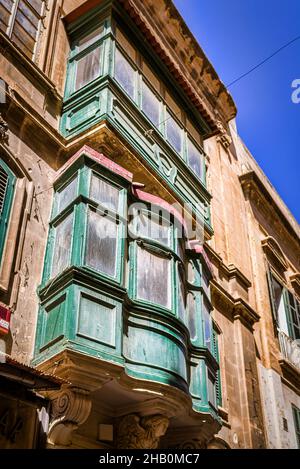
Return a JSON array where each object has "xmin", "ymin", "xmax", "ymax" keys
[
  {"xmin": 59, "ymin": 3, "xmax": 212, "ymax": 234},
  {"xmin": 33, "ymin": 146, "xmax": 221, "ymax": 424}
]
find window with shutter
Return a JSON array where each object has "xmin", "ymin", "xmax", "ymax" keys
[
  {"xmin": 0, "ymin": 158, "xmax": 15, "ymax": 262},
  {"xmin": 267, "ymin": 268, "xmax": 300, "ymax": 340},
  {"xmin": 0, "ymin": 0, "xmax": 46, "ymax": 60},
  {"xmin": 0, "ymin": 165, "xmax": 9, "ymax": 215},
  {"xmin": 283, "ymin": 290, "xmax": 300, "ymax": 340},
  {"xmin": 212, "ymin": 327, "xmax": 222, "ymax": 407}
]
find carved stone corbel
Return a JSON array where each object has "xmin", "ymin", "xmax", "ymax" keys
[
  {"xmin": 0, "ymin": 114, "xmax": 8, "ymax": 144},
  {"xmin": 48, "ymin": 386, "xmax": 92, "ymax": 447},
  {"xmin": 172, "ymin": 439, "xmax": 206, "ymax": 449},
  {"xmin": 216, "ymin": 120, "xmax": 232, "ymax": 149},
  {"xmin": 116, "ymin": 414, "xmax": 169, "ymax": 449}
]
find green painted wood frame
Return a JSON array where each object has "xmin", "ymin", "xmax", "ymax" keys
[{"xmin": 0, "ymin": 158, "xmax": 16, "ymax": 265}]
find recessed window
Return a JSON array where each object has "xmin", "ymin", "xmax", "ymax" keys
[
  {"xmin": 187, "ymin": 138, "xmax": 203, "ymax": 180},
  {"xmin": 90, "ymin": 174, "xmax": 120, "ymax": 212},
  {"xmin": 52, "ymin": 212, "xmax": 73, "ymax": 278},
  {"xmin": 166, "ymin": 111, "xmax": 182, "ymax": 154},
  {"xmin": 268, "ymin": 271, "xmax": 300, "ymax": 340},
  {"xmin": 74, "ymin": 46, "xmax": 101, "ymax": 91},
  {"xmin": 136, "ymin": 245, "xmax": 171, "ymax": 308},
  {"xmin": 114, "ymin": 48, "xmax": 135, "ymax": 99},
  {"xmin": 86, "ymin": 209, "xmax": 118, "ymax": 277},
  {"xmin": 141, "ymin": 80, "xmax": 160, "ymax": 127}
]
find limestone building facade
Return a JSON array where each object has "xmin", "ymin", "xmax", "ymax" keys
[{"xmin": 0, "ymin": 0, "xmax": 299, "ymax": 449}]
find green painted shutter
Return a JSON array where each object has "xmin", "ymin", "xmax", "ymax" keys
[
  {"xmin": 266, "ymin": 269, "xmax": 279, "ymax": 327},
  {"xmin": 0, "ymin": 159, "xmax": 15, "ymax": 262},
  {"xmin": 282, "ymin": 289, "xmax": 294, "ymax": 338},
  {"xmin": 283, "ymin": 290, "xmax": 300, "ymax": 340},
  {"xmin": 212, "ymin": 328, "xmax": 222, "ymax": 407}
]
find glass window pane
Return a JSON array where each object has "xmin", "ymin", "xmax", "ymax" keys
[
  {"xmin": 115, "ymin": 48, "xmax": 135, "ymax": 99},
  {"xmin": 177, "ymin": 264, "xmax": 185, "ymax": 321},
  {"xmin": 51, "ymin": 212, "xmax": 73, "ymax": 278},
  {"xmin": 90, "ymin": 174, "xmax": 120, "ymax": 212},
  {"xmin": 18, "ymin": 1, "xmax": 40, "ymax": 28},
  {"xmin": 27, "ymin": 0, "xmax": 43, "ymax": 14},
  {"xmin": 187, "ymin": 138, "xmax": 203, "ymax": 179},
  {"xmin": 208, "ymin": 372, "xmax": 216, "ymax": 407},
  {"xmin": 272, "ymin": 275, "xmax": 283, "ymax": 312},
  {"xmin": 202, "ymin": 269, "xmax": 210, "ymax": 296},
  {"xmin": 77, "ymin": 26, "xmax": 103, "ymax": 52},
  {"xmin": 86, "ymin": 209, "xmax": 118, "ymax": 277},
  {"xmin": 0, "ymin": 0, "xmax": 13, "ymax": 32},
  {"xmin": 15, "ymin": 9, "xmax": 38, "ymax": 37},
  {"xmin": 75, "ymin": 46, "xmax": 101, "ymax": 91},
  {"xmin": 187, "ymin": 292, "xmax": 196, "ymax": 340},
  {"xmin": 166, "ymin": 111, "xmax": 182, "ymax": 154},
  {"xmin": 134, "ymin": 213, "xmax": 170, "ymax": 247},
  {"xmin": 57, "ymin": 177, "xmax": 77, "ymax": 213},
  {"xmin": 203, "ymin": 299, "xmax": 211, "ymax": 349},
  {"xmin": 0, "ymin": 0, "xmax": 14, "ymax": 13},
  {"xmin": 141, "ymin": 80, "xmax": 160, "ymax": 126},
  {"xmin": 137, "ymin": 245, "xmax": 171, "ymax": 308},
  {"xmin": 11, "ymin": 21, "xmax": 35, "ymax": 55}
]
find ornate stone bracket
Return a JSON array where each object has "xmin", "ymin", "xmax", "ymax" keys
[
  {"xmin": 116, "ymin": 414, "xmax": 169, "ymax": 449},
  {"xmin": 216, "ymin": 120, "xmax": 232, "ymax": 149},
  {"xmin": 0, "ymin": 114, "xmax": 8, "ymax": 144},
  {"xmin": 172, "ymin": 439, "xmax": 206, "ymax": 449},
  {"xmin": 48, "ymin": 386, "xmax": 92, "ymax": 447}
]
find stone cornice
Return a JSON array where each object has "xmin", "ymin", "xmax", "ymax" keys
[
  {"xmin": 205, "ymin": 243, "xmax": 252, "ymax": 289},
  {"xmin": 211, "ymin": 281, "xmax": 260, "ymax": 330},
  {"xmin": 240, "ymin": 171, "xmax": 300, "ymax": 243}
]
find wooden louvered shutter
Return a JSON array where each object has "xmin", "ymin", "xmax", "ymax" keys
[
  {"xmin": 0, "ymin": 159, "xmax": 15, "ymax": 260},
  {"xmin": 212, "ymin": 328, "xmax": 222, "ymax": 407},
  {"xmin": 0, "ymin": 165, "xmax": 9, "ymax": 216},
  {"xmin": 266, "ymin": 269, "xmax": 279, "ymax": 327}
]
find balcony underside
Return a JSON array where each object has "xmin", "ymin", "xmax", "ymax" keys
[{"xmin": 35, "ymin": 348, "xmax": 220, "ymax": 447}]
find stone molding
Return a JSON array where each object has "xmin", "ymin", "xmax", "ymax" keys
[
  {"xmin": 216, "ymin": 120, "xmax": 232, "ymax": 149},
  {"xmin": 211, "ymin": 281, "xmax": 260, "ymax": 330},
  {"xmin": 240, "ymin": 171, "xmax": 300, "ymax": 243},
  {"xmin": 290, "ymin": 273, "xmax": 300, "ymax": 297},
  {"xmin": 0, "ymin": 114, "xmax": 8, "ymax": 145},
  {"xmin": 261, "ymin": 236, "xmax": 288, "ymax": 273}
]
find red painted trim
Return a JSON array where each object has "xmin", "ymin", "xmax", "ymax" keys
[
  {"xmin": 57, "ymin": 145, "xmax": 133, "ymax": 182},
  {"xmin": 189, "ymin": 241, "xmax": 214, "ymax": 275},
  {"xmin": 132, "ymin": 187, "xmax": 187, "ymax": 232}
]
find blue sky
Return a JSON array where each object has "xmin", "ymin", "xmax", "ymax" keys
[{"xmin": 173, "ymin": 0, "xmax": 300, "ymax": 222}]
